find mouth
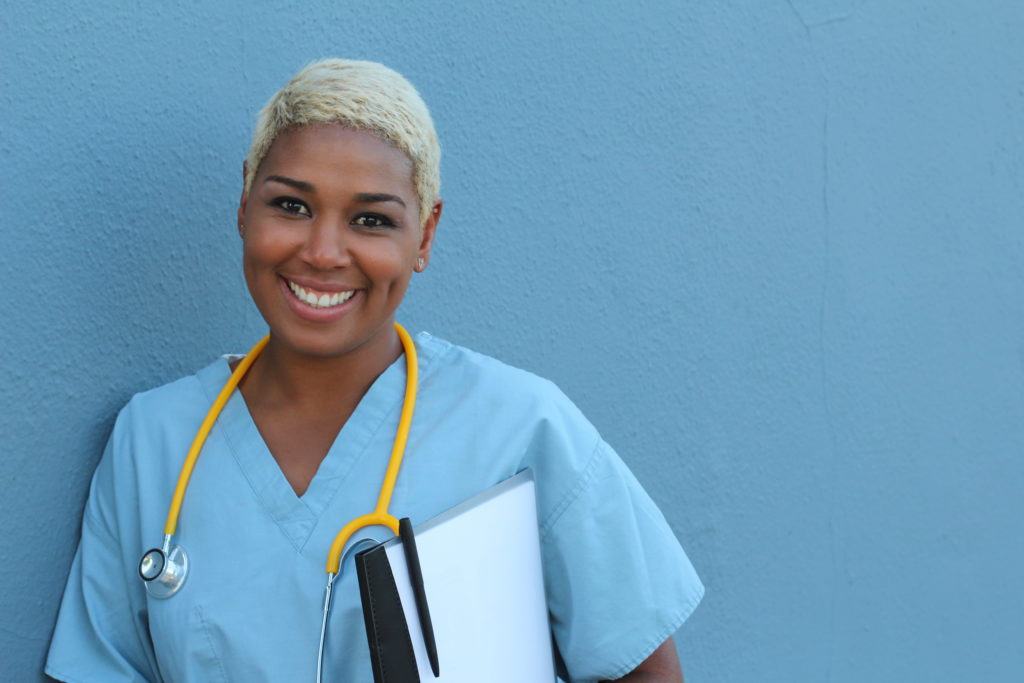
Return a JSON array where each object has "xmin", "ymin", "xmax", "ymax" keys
[{"xmin": 285, "ymin": 278, "xmax": 357, "ymax": 309}]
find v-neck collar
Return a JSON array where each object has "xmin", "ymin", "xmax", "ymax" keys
[{"xmin": 194, "ymin": 331, "xmax": 443, "ymax": 553}]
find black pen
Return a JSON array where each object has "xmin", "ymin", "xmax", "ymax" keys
[{"xmin": 399, "ymin": 517, "xmax": 440, "ymax": 677}]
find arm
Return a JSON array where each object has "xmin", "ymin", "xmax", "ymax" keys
[
  {"xmin": 603, "ymin": 637, "xmax": 684, "ymax": 683},
  {"xmin": 536, "ymin": 437, "xmax": 703, "ymax": 682},
  {"xmin": 46, "ymin": 511, "xmax": 159, "ymax": 681},
  {"xmin": 47, "ymin": 404, "xmax": 161, "ymax": 681}
]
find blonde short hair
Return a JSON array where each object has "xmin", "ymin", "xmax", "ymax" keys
[{"xmin": 244, "ymin": 59, "xmax": 441, "ymax": 226}]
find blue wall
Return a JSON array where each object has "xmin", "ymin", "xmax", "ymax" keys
[{"xmin": 2, "ymin": 1, "xmax": 1022, "ymax": 680}]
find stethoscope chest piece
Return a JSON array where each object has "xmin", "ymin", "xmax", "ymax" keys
[{"xmin": 139, "ymin": 544, "xmax": 189, "ymax": 599}]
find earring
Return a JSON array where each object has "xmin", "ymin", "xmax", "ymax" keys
[
  {"xmin": 415, "ymin": 257, "xmax": 425, "ymax": 272},
  {"xmin": 239, "ymin": 223, "xmax": 246, "ymax": 238}
]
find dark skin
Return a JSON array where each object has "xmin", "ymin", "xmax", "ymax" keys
[
  {"xmin": 235, "ymin": 127, "xmax": 436, "ymax": 496},
  {"xmin": 605, "ymin": 638, "xmax": 684, "ymax": 682},
  {"xmin": 237, "ymin": 327, "xmax": 403, "ymax": 496}
]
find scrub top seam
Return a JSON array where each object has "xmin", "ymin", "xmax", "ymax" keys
[
  {"xmin": 193, "ymin": 337, "xmax": 451, "ymax": 555},
  {"xmin": 300, "ymin": 380, "xmax": 406, "ymax": 552},
  {"xmin": 538, "ymin": 436, "xmax": 604, "ymax": 539},
  {"xmin": 386, "ymin": 334, "xmax": 455, "ymax": 511},
  {"xmin": 198, "ymin": 359, "xmax": 313, "ymax": 554},
  {"xmin": 298, "ymin": 402, "xmax": 396, "ymax": 555},
  {"xmin": 194, "ymin": 360, "xmax": 227, "ymax": 405},
  {"xmin": 597, "ymin": 581, "xmax": 706, "ymax": 681},
  {"xmin": 309, "ymin": 333, "xmax": 452, "ymax": 545},
  {"xmin": 82, "ymin": 502, "xmax": 120, "ymax": 551},
  {"xmin": 82, "ymin": 511, "xmax": 140, "ymax": 622},
  {"xmin": 81, "ymin": 510, "xmax": 123, "ymax": 575},
  {"xmin": 218, "ymin": 394, "xmax": 311, "ymax": 553},
  {"xmin": 296, "ymin": 341, "xmax": 422, "ymax": 526},
  {"xmin": 195, "ymin": 605, "xmax": 231, "ymax": 683},
  {"xmin": 81, "ymin": 510, "xmax": 160, "ymax": 681}
]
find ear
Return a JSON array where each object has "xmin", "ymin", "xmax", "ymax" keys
[
  {"xmin": 237, "ymin": 161, "xmax": 249, "ymax": 238},
  {"xmin": 416, "ymin": 198, "xmax": 443, "ymax": 272}
]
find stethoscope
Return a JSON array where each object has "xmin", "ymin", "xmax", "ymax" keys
[{"xmin": 138, "ymin": 322, "xmax": 420, "ymax": 682}]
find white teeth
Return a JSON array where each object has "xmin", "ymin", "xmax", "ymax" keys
[{"xmin": 287, "ymin": 280, "xmax": 355, "ymax": 309}]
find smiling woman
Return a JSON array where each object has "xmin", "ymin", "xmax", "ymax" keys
[
  {"xmin": 240, "ymin": 125, "xmax": 436, "ymax": 366},
  {"xmin": 45, "ymin": 59, "xmax": 703, "ymax": 682}
]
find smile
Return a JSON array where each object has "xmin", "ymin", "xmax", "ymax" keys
[{"xmin": 286, "ymin": 280, "xmax": 356, "ymax": 309}]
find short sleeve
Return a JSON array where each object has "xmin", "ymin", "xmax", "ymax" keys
[
  {"xmin": 540, "ymin": 440, "xmax": 704, "ymax": 682},
  {"xmin": 46, "ymin": 411, "xmax": 161, "ymax": 682}
]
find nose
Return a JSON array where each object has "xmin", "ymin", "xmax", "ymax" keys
[{"xmin": 300, "ymin": 216, "xmax": 352, "ymax": 270}]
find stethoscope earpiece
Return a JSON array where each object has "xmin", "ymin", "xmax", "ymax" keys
[{"xmin": 139, "ymin": 544, "xmax": 189, "ymax": 599}]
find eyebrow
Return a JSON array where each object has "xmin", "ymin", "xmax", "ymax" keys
[
  {"xmin": 264, "ymin": 175, "xmax": 314, "ymax": 192},
  {"xmin": 263, "ymin": 176, "xmax": 406, "ymax": 208},
  {"xmin": 354, "ymin": 192, "xmax": 406, "ymax": 209}
]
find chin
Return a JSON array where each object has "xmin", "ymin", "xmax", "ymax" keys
[
  {"xmin": 279, "ymin": 332, "xmax": 360, "ymax": 359},
  {"xmin": 272, "ymin": 319, "xmax": 399, "ymax": 362}
]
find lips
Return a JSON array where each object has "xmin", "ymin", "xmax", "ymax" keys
[{"xmin": 285, "ymin": 278, "xmax": 356, "ymax": 309}]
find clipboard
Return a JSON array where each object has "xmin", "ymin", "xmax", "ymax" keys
[{"xmin": 356, "ymin": 469, "xmax": 557, "ymax": 682}]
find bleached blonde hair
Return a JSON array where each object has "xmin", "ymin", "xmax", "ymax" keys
[{"xmin": 244, "ymin": 59, "xmax": 441, "ymax": 226}]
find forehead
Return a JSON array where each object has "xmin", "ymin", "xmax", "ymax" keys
[{"xmin": 257, "ymin": 124, "xmax": 415, "ymax": 191}]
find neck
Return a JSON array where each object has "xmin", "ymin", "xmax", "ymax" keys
[{"xmin": 241, "ymin": 325, "xmax": 404, "ymax": 411}]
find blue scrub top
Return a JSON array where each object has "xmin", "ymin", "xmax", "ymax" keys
[{"xmin": 46, "ymin": 332, "xmax": 703, "ymax": 682}]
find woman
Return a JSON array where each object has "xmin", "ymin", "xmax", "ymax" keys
[{"xmin": 46, "ymin": 59, "xmax": 703, "ymax": 682}]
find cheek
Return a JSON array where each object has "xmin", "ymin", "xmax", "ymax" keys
[
  {"xmin": 241, "ymin": 243, "xmax": 262, "ymax": 285},
  {"xmin": 240, "ymin": 250, "xmax": 262, "ymax": 302},
  {"xmin": 365, "ymin": 237, "xmax": 417, "ymax": 272},
  {"xmin": 240, "ymin": 234, "xmax": 285, "ymax": 298},
  {"xmin": 243, "ymin": 226, "xmax": 293, "ymax": 267}
]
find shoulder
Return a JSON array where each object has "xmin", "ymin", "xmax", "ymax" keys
[
  {"xmin": 414, "ymin": 331, "xmax": 603, "ymax": 508},
  {"xmin": 90, "ymin": 356, "xmax": 231, "ymax": 521},
  {"xmin": 416, "ymin": 335, "xmax": 704, "ymax": 680},
  {"xmin": 109, "ymin": 355, "xmax": 232, "ymax": 446},
  {"xmin": 416, "ymin": 331, "xmax": 585, "ymax": 420}
]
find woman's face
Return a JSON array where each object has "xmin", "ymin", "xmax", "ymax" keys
[{"xmin": 239, "ymin": 124, "xmax": 438, "ymax": 359}]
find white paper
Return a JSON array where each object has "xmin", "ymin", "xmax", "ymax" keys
[{"xmin": 382, "ymin": 470, "xmax": 556, "ymax": 682}]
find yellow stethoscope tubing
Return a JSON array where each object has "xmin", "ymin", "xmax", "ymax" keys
[
  {"xmin": 163, "ymin": 334, "xmax": 270, "ymax": 537},
  {"xmin": 161, "ymin": 323, "xmax": 417, "ymax": 577},
  {"xmin": 325, "ymin": 322, "xmax": 417, "ymax": 574}
]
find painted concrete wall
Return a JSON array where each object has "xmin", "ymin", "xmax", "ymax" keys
[{"xmin": 2, "ymin": 1, "xmax": 1022, "ymax": 680}]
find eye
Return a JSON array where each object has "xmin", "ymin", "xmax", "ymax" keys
[
  {"xmin": 271, "ymin": 197, "xmax": 311, "ymax": 217},
  {"xmin": 352, "ymin": 213, "xmax": 396, "ymax": 229}
]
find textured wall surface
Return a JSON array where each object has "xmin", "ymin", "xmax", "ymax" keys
[{"xmin": 2, "ymin": 1, "xmax": 1023, "ymax": 680}]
